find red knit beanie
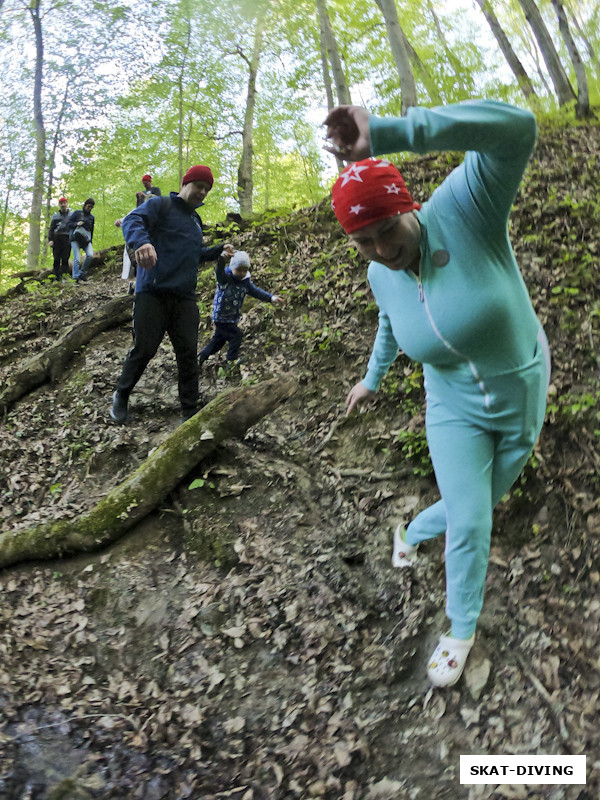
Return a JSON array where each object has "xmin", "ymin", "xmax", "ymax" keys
[
  {"xmin": 331, "ymin": 158, "xmax": 420, "ymax": 233},
  {"xmin": 59, "ymin": 196, "xmax": 68, "ymax": 203},
  {"xmin": 142, "ymin": 174, "xmax": 152, "ymax": 182},
  {"xmin": 182, "ymin": 165, "xmax": 214, "ymax": 187}
]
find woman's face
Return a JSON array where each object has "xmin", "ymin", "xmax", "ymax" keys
[{"xmin": 348, "ymin": 211, "xmax": 421, "ymax": 272}]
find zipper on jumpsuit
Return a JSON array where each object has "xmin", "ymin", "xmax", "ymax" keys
[{"xmin": 413, "ymin": 273, "xmax": 491, "ymax": 408}]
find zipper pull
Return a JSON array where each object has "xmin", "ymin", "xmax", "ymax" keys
[{"xmin": 417, "ymin": 279, "xmax": 424, "ymax": 302}]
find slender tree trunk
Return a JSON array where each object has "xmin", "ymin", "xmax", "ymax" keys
[
  {"xmin": 237, "ymin": 7, "xmax": 267, "ymax": 217},
  {"xmin": 551, "ymin": 0, "xmax": 593, "ymax": 118},
  {"xmin": 427, "ymin": 0, "xmax": 469, "ymax": 93},
  {"xmin": 474, "ymin": 0, "xmax": 538, "ymax": 104},
  {"xmin": 177, "ymin": 17, "xmax": 192, "ymax": 186},
  {"xmin": 400, "ymin": 29, "xmax": 442, "ymax": 105},
  {"xmin": 516, "ymin": 0, "xmax": 575, "ymax": 106},
  {"xmin": 264, "ymin": 146, "xmax": 270, "ymax": 210},
  {"xmin": 319, "ymin": 35, "xmax": 344, "ymax": 171},
  {"xmin": 374, "ymin": 0, "xmax": 417, "ymax": 114},
  {"xmin": 42, "ymin": 82, "xmax": 69, "ymax": 264},
  {"xmin": 0, "ymin": 178, "xmax": 13, "ymax": 275},
  {"xmin": 26, "ymin": 0, "xmax": 47, "ymax": 272},
  {"xmin": 316, "ymin": 0, "xmax": 351, "ymax": 105},
  {"xmin": 319, "ymin": 35, "xmax": 335, "ymax": 110},
  {"xmin": 564, "ymin": 0, "xmax": 599, "ymax": 74},
  {"xmin": 519, "ymin": 26, "xmax": 554, "ymax": 95}
]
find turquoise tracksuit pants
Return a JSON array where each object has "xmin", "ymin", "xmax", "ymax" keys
[{"xmin": 406, "ymin": 329, "xmax": 550, "ymax": 639}]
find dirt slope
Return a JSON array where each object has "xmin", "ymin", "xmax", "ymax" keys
[{"xmin": 0, "ymin": 123, "xmax": 599, "ymax": 800}]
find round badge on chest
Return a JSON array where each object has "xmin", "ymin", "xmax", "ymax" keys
[{"xmin": 432, "ymin": 249, "xmax": 450, "ymax": 267}]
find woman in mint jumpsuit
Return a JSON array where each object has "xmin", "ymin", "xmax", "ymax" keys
[{"xmin": 325, "ymin": 101, "xmax": 550, "ymax": 687}]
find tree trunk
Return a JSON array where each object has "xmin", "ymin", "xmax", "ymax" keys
[
  {"xmin": 0, "ymin": 375, "xmax": 299, "ymax": 569},
  {"xmin": 316, "ymin": 0, "xmax": 351, "ymax": 105},
  {"xmin": 177, "ymin": 16, "xmax": 192, "ymax": 186},
  {"xmin": 474, "ymin": 0, "xmax": 538, "ymax": 104},
  {"xmin": 551, "ymin": 0, "xmax": 593, "ymax": 119},
  {"xmin": 42, "ymin": 82, "xmax": 70, "ymax": 264},
  {"xmin": 237, "ymin": 8, "xmax": 267, "ymax": 218},
  {"xmin": 26, "ymin": 0, "xmax": 47, "ymax": 272},
  {"xmin": 374, "ymin": 0, "xmax": 417, "ymax": 114},
  {"xmin": 319, "ymin": 34, "xmax": 344, "ymax": 171},
  {"xmin": 563, "ymin": 0, "xmax": 599, "ymax": 75},
  {"xmin": 427, "ymin": 0, "xmax": 469, "ymax": 93},
  {"xmin": 516, "ymin": 0, "xmax": 575, "ymax": 106},
  {"xmin": 400, "ymin": 29, "xmax": 442, "ymax": 106},
  {"xmin": 520, "ymin": 26, "xmax": 554, "ymax": 95},
  {"xmin": 0, "ymin": 294, "xmax": 134, "ymax": 413},
  {"xmin": 0, "ymin": 166, "xmax": 15, "ymax": 275}
]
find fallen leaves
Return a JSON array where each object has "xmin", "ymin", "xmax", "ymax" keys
[{"xmin": 0, "ymin": 123, "xmax": 599, "ymax": 798}]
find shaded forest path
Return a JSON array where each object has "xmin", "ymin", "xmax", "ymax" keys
[{"xmin": 0, "ymin": 124, "xmax": 599, "ymax": 800}]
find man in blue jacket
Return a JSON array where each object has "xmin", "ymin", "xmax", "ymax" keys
[{"xmin": 110, "ymin": 165, "xmax": 234, "ymax": 424}]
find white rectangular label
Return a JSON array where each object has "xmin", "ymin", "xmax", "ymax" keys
[{"xmin": 460, "ymin": 755, "xmax": 586, "ymax": 784}]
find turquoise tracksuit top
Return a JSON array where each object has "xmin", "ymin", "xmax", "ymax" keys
[{"xmin": 362, "ymin": 101, "xmax": 542, "ymax": 400}]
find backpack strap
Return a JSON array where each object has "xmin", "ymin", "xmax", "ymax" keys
[{"xmin": 148, "ymin": 195, "xmax": 172, "ymax": 238}]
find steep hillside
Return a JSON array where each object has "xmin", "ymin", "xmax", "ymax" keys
[{"xmin": 0, "ymin": 123, "xmax": 598, "ymax": 800}]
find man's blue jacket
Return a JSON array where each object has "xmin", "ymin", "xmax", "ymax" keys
[{"xmin": 122, "ymin": 192, "xmax": 223, "ymax": 298}]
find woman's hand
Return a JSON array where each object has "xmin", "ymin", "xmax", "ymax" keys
[
  {"xmin": 346, "ymin": 381, "xmax": 376, "ymax": 415},
  {"xmin": 323, "ymin": 106, "xmax": 371, "ymax": 162}
]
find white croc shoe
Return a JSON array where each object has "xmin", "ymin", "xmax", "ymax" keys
[
  {"xmin": 392, "ymin": 524, "xmax": 418, "ymax": 568},
  {"xmin": 427, "ymin": 633, "xmax": 475, "ymax": 687}
]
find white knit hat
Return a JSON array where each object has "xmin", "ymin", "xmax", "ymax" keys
[{"xmin": 230, "ymin": 251, "xmax": 251, "ymax": 270}]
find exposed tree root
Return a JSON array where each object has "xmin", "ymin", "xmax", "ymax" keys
[
  {"xmin": 0, "ymin": 375, "xmax": 298, "ymax": 569},
  {"xmin": 0, "ymin": 294, "xmax": 133, "ymax": 413}
]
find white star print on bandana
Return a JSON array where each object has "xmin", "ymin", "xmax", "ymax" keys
[
  {"xmin": 385, "ymin": 183, "xmax": 402, "ymax": 194},
  {"xmin": 339, "ymin": 163, "xmax": 369, "ymax": 187},
  {"xmin": 350, "ymin": 204, "xmax": 366, "ymax": 215}
]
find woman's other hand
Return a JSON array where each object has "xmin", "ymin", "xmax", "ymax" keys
[{"xmin": 346, "ymin": 381, "xmax": 376, "ymax": 415}]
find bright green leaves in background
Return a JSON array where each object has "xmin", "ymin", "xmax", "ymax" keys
[{"xmin": 0, "ymin": 0, "xmax": 598, "ymax": 284}]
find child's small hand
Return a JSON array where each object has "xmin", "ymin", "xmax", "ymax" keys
[
  {"xmin": 271, "ymin": 295, "xmax": 284, "ymax": 305},
  {"xmin": 222, "ymin": 244, "xmax": 235, "ymax": 259}
]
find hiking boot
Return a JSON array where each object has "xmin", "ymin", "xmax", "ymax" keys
[{"xmin": 110, "ymin": 391, "xmax": 129, "ymax": 424}]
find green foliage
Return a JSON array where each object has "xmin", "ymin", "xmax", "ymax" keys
[
  {"xmin": 546, "ymin": 389, "xmax": 600, "ymax": 428},
  {"xmin": 1, "ymin": 0, "xmax": 599, "ymax": 280},
  {"xmin": 392, "ymin": 428, "xmax": 432, "ymax": 476}
]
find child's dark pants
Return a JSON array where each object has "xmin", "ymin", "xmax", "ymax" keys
[{"xmin": 199, "ymin": 322, "xmax": 243, "ymax": 362}]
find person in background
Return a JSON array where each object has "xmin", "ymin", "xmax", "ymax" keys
[
  {"xmin": 110, "ymin": 165, "xmax": 234, "ymax": 425},
  {"xmin": 140, "ymin": 173, "xmax": 161, "ymax": 203},
  {"xmin": 48, "ymin": 196, "xmax": 72, "ymax": 281},
  {"xmin": 116, "ymin": 174, "xmax": 163, "ymax": 285},
  {"xmin": 324, "ymin": 100, "xmax": 550, "ymax": 688},
  {"xmin": 69, "ymin": 198, "xmax": 95, "ymax": 283},
  {"xmin": 198, "ymin": 250, "xmax": 284, "ymax": 367}
]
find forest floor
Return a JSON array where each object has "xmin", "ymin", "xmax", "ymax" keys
[{"xmin": 0, "ymin": 123, "xmax": 599, "ymax": 800}]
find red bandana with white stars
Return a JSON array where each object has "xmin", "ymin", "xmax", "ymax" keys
[{"xmin": 331, "ymin": 157, "xmax": 420, "ymax": 233}]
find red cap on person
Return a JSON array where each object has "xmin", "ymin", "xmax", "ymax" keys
[
  {"xmin": 331, "ymin": 158, "xmax": 420, "ymax": 234},
  {"xmin": 182, "ymin": 165, "xmax": 214, "ymax": 188},
  {"xmin": 142, "ymin": 174, "xmax": 152, "ymax": 182},
  {"xmin": 59, "ymin": 196, "xmax": 68, "ymax": 203}
]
